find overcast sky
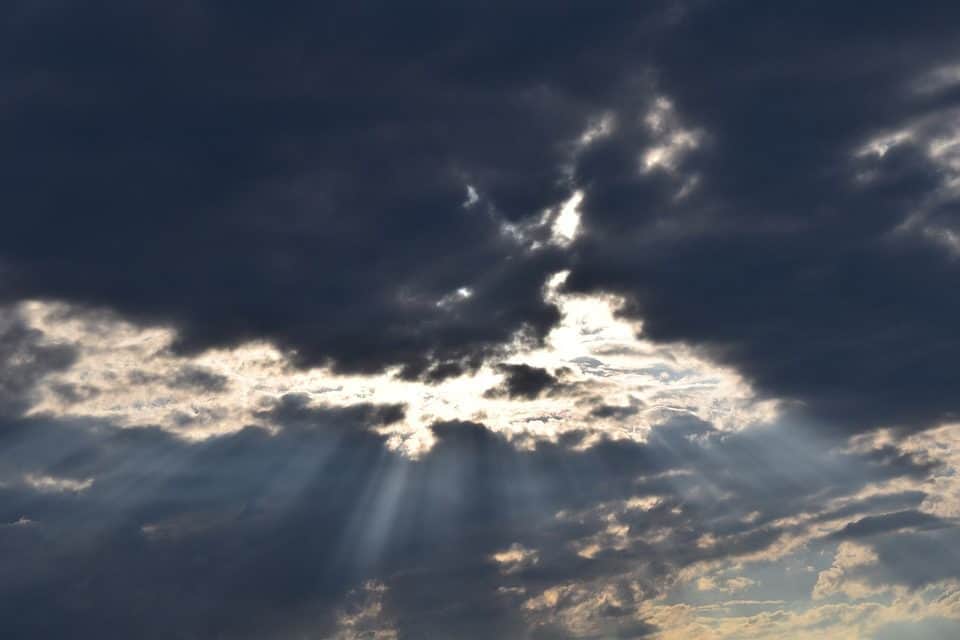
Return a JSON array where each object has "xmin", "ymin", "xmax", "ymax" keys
[{"xmin": 2, "ymin": 2, "xmax": 960, "ymax": 638}]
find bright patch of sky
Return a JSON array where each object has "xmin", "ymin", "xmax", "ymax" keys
[{"xmin": 21, "ymin": 272, "xmax": 775, "ymax": 457}]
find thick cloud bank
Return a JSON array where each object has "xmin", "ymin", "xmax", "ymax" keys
[{"xmin": 564, "ymin": 4, "xmax": 960, "ymax": 431}]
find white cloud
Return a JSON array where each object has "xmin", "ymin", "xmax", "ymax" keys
[
  {"xmin": 491, "ymin": 543, "xmax": 540, "ymax": 574},
  {"xmin": 23, "ymin": 473, "xmax": 93, "ymax": 494},
  {"xmin": 812, "ymin": 542, "xmax": 880, "ymax": 601}
]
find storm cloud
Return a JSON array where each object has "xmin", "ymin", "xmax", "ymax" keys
[
  {"xmin": 1, "ymin": 2, "xmax": 959, "ymax": 638},
  {"xmin": 564, "ymin": 2, "xmax": 960, "ymax": 432}
]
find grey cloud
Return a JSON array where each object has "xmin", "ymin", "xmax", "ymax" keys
[
  {"xmin": 167, "ymin": 365, "xmax": 230, "ymax": 393},
  {"xmin": 811, "ymin": 491, "xmax": 928, "ymax": 525},
  {"xmin": 0, "ymin": 0, "xmax": 681, "ymax": 379},
  {"xmin": 49, "ymin": 382, "xmax": 100, "ymax": 405},
  {"xmin": 831, "ymin": 510, "xmax": 952, "ymax": 541},
  {"xmin": 564, "ymin": 2, "xmax": 960, "ymax": 433},
  {"xmin": 484, "ymin": 363, "xmax": 567, "ymax": 400},
  {"xmin": 0, "ymin": 404, "xmax": 948, "ymax": 638},
  {"xmin": 590, "ymin": 398, "xmax": 644, "ymax": 420},
  {"xmin": 2, "ymin": 3, "xmax": 960, "ymax": 637},
  {"xmin": 0, "ymin": 309, "xmax": 76, "ymax": 417}
]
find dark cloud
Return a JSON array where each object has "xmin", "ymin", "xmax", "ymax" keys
[
  {"xmin": 590, "ymin": 399, "xmax": 643, "ymax": 421},
  {"xmin": 868, "ymin": 527, "xmax": 960, "ymax": 589},
  {"xmin": 485, "ymin": 363, "xmax": 566, "ymax": 400},
  {"xmin": 564, "ymin": 2, "xmax": 960, "ymax": 432},
  {"xmin": 3, "ymin": 3, "xmax": 960, "ymax": 637},
  {"xmin": 254, "ymin": 392, "xmax": 407, "ymax": 430},
  {"xmin": 810, "ymin": 490, "xmax": 928, "ymax": 525},
  {"xmin": 816, "ymin": 524, "xmax": 960, "ymax": 596},
  {"xmin": 0, "ymin": 309, "xmax": 76, "ymax": 417},
  {"xmin": 830, "ymin": 509, "xmax": 950, "ymax": 541},
  {"xmin": 0, "ymin": 0, "xmax": 690, "ymax": 380},
  {"xmin": 0, "ymin": 1, "xmax": 955, "ymax": 422}
]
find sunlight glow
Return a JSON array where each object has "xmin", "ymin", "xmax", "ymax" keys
[{"xmin": 20, "ymin": 278, "xmax": 775, "ymax": 457}]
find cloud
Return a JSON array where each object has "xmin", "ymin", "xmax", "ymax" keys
[
  {"xmin": 167, "ymin": 365, "xmax": 230, "ymax": 393},
  {"xmin": 0, "ymin": 309, "xmax": 76, "ymax": 417},
  {"xmin": 1, "ymin": 3, "xmax": 960, "ymax": 638},
  {"xmin": 484, "ymin": 363, "xmax": 566, "ymax": 400},
  {"xmin": 813, "ymin": 542, "xmax": 880, "ymax": 600},
  {"xmin": 563, "ymin": 3, "xmax": 960, "ymax": 433},
  {"xmin": 0, "ymin": 1, "xmax": 691, "ymax": 380},
  {"xmin": 0, "ymin": 400, "xmax": 952, "ymax": 638},
  {"xmin": 830, "ymin": 510, "xmax": 950, "ymax": 541}
]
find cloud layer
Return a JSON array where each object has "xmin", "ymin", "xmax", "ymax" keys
[{"xmin": 1, "ymin": 2, "xmax": 959, "ymax": 638}]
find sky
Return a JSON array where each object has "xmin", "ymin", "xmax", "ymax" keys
[{"xmin": 2, "ymin": 2, "xmax": 960, "ymax": 638}]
